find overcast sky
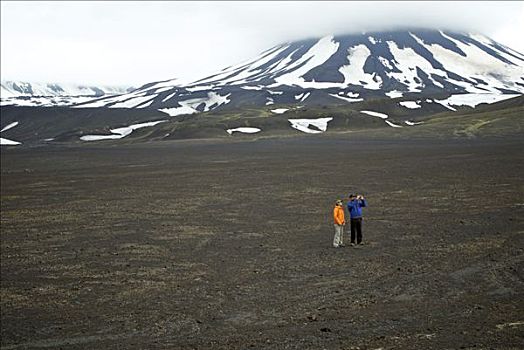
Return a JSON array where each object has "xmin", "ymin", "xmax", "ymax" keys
[{"xmin": 1, "ymin": 1, "xmax": 523, "ymax": 87}]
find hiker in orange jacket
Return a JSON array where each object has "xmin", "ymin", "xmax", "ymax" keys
[{"xmin": 333, "ymin": 199, "xmax": 345, "ymax": 248}]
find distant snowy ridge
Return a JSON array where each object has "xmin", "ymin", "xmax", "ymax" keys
[
  {"xmin": 0, "ymin": 96, "xmax": 100, "ymax": 107},
  {"xmin": 1, "ymin": 80, "xmax": 132, "ymax": 97},
  {"xmin": 1, "ymin": 80, "xmax": 135, "ymax": 107}
]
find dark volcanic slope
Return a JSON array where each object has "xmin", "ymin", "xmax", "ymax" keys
[
  {"xmin": 1, "ymin": 136, "xmax": 523, "ymax": 349},
  {"xmin": 0, "ymin": 106, "xmax": 168, "ymax": 144},
  {"xmin": 2, "ymin": 95, "xmax": 522, "ymax": 145}
]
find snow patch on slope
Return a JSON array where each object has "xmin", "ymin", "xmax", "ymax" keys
[
  {"xmin": 288, "ymin": 117, "xmax": 333, "ymax": 134},
  {"xmin": 339, "ymin": 44, "xmax": 382, "ymax": 90},
  {"xmin": 0, "ymin": 121, "xmax": 21, "ymax": 145},
  {"xmin": 109, "ymin": 95, "xmax": 156, "ymax": 109},
  {"xmin": 360, "ymin": 110, "xmax": 389, "ymax": 119},
  {"xmin": 0, "ymin": 138, "xmax": 21, "ymax": 145},
  {"xmin": 412, "ymin": 32, "xmax": 524, "ymax": 93},
  {"xmin": 405, "ymin": 120, "xmax": 423, "ymax": 126},
  {"xmin": 80, "ymin": 120, "xmax": 167, "ymax": 141},
  {"xmin": 434, "ymin": 93, "xmax": 520, "ymax": 111},
  {"xmin": 226, "ymin": 127, "xmax": 261, "ymax": 135},
  {"xmin": 242, "ymin": 86, "xmax": 263, "ymax": 91},
  {"xmin": 162, "ymin": 92, "xmax": 177, "ymax": 102},
  {"xmin": 1, "ymin": 121, "xmax": 19, "ymax": 132},
  {"xmin": 271, "ymin": 108, "xmax": 289, "ymax": 114},
  {"xmin": 385, "ymin": 120, "xmax": 403, "ymax": 128},
  {"xmin": 329, "ymin": 94, "xmax": 363, "ymax": 103},
  {"xmin": 399, "ymin": 101, "xmax": 421, "ymax": 109},
  {"xmin": 273, "ymin": 36, "xmax": 340, "ymax": 88},
  {"xmin": 159, "ymin": 92, "xmax": 231, "ymax": 117},
  {"xmin": 159, "ymin": 105, "xmax": 199, "ymax": 117},
  {"xmin": 295, "ymin": 92, "xmax": 310, "ymax": 102},
  {"xmin": 387, "ymin": 40, "xmax": 445, "ymax": 91},
  {"xmin": 385, "ymin": 90, "xmax": 404, "ymax": 98}
]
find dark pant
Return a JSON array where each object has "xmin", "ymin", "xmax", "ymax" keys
[{"xmin": 350, "ymin": 218, "xmax": 363, "ymax": 244}]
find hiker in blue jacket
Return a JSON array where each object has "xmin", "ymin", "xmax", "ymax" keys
[{"xmin": 347, "ymin": 194, "xmax": 367, "ymax": 246}]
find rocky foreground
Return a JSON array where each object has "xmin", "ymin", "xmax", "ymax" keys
[{"xmin": 1, "ymin": 134, "xmax": 523, "ymax": 349}]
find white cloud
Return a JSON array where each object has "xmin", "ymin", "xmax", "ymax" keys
[{"xmin": 1, "ymin": 1, "xmax": 523, "ymax": 87}]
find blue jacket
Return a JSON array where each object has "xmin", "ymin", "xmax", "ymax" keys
[{"xmin": 347, "ymin": 199, "xmax": 367, "ymax": 218}]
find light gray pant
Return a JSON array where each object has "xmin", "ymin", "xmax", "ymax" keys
[{"xmin": 333, "ymin": 224, "xmax": 344, "ymax": 247}]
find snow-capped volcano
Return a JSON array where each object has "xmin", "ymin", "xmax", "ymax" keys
[
  {"xmin": 191, "ymin": 30, "xmax": 524, "ymax": 92},
  {"xmin": 75, "ymin": 29, "xmax": 524, "ymax": 113}
]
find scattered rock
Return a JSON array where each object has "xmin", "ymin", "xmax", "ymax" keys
[{"xmin": 307, "ymin": 314, "xmax": 318, "ymax": 322}]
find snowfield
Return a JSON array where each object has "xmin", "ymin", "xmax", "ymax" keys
[
  {"xmin": 80, "ymin": 120, "xmax": 167, "ymax": 141},
  {"xmin": 288, "ymin": 117, "xmax": 333, "ymax": 134},
  {"xmin": 386, "ymin": 40, "xmax": 446, "ymax": 92},
  {"xmin": 329, "ymin": 94, "xmax": 363, "ymax": 103},
  {"xmin": 385, "ymin": 120, "xmax": 403, "ymax": 128},
  {"xmin": 159, "ymin": 92, "xmax": 231, "ymax": 117},
  {"xmin": 109, "ymin": 95, "xmax": 156, "ymax": 109},
  {"xmin": 410, "ymin": 32, "xmax": 524, "ymax": 94},
  {"xmin": 159, "ymin": 105, "xmax": 199, "ymax": 117},
  {"xmin": 273, "ymin": 36, "xmax": 340, "ymax": 88},
  {"xmin": 385, "ymin": 91, "xmax": 404, "ymax": 98},
  {"xmin": 226, "ymin": 127, "xmax": 261, "ymax": 135},
  {"xmin": 434, "ymin": 93, "xmax": 521, "ymax": 111},
  {"xmin": 271, "ymin": 108, "xmax": 289, "ymax": 114},
  {"xmin": 295, "ymin": 92, "xmax": 311, "ymax": 102},
  {"xmin": 360, "ymin": 110, "xmax": 389, "ymax": 119},
  {"xmin": 339, "ymin": 44, "xmax": 383, "ymax": 90},
  {"xmin": 399, "ymin": 101, "xmax": 421, "ymax": 109},
  {"xmin": 1, "ymin": 121, "xmax": 19, "ymax": 132},
  {"xmin": 0, "ymin": 121, "xmax": 22, "ymax": 145},
  {"xmin": 0, "ymin": 138, "xmax": 22, "ymax": 145}
]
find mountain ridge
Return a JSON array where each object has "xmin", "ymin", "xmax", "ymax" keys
[
  {"xmin": 1, "ymin": 80, "xmax": 134, "ymax": 98},
  {"xmin": 1, "ymin": 80, "xmax": 135, "ymax": 108}
]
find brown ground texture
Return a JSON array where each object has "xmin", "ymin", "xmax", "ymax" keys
[{"xmin": 1, "ymin": 135, "xmax": 523, "ymax": 349}]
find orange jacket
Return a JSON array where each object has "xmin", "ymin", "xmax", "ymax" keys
[{"xmin": 333, "ymin": 205, "xmax": 345, "ymax": 225}]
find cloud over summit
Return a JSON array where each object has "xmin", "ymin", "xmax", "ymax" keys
[{"xmin": 1, "ymin": 1, "xmax": 522, "ymax": 86}]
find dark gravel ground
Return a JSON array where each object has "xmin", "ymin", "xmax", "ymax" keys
[{"xmin": 1, "ymin": 135, "xmax": 523, "ymax": 349}]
